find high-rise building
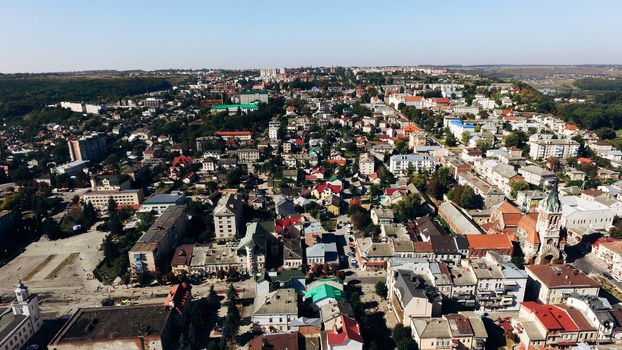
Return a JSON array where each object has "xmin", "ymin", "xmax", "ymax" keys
[{"xmin": 68, "ymin": 134, "xmax": 107, "ymax": 162}]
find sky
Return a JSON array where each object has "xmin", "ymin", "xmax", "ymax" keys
[{"xmin": 1, "ymin": 0, "xmax": 621, "ymax": 73}]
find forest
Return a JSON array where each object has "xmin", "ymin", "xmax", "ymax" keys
[{"xmin": 0, "ymin": 75, "xmax": 175, "ymax": 120}]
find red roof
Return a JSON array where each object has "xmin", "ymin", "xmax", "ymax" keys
[
  {"xmin": 327, "ymin": 159, "xmax": 346, "ymax": 166},
  {"xmin": 577, "ymin": 157, "xmax": 592, "ymax": 164},
  {"xmin": 165, "ymin": 282, "xmax": 192, "ymax": 314},
  {"xmin": 275, "ymin": 217, "xmax": 302, "ymax": 232},
  {"xmin": 313, "ymin": 183, "xmax": 342, "ymax": 194},
  {"xmin": 172, "ymin": 155, "xmax": 192, "ymax": 167},
  {"xmin": 404, "ymin": 96, "xmax": 423, "ymax": 102},
  {"xmin": 326, "ymin": 316, "xmax": 363, "ymax": 346},
  {"xmin": 385, "ymin": 187, "xmax": 407, "ymax": 196}
]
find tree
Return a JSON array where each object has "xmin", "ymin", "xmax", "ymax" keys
[
  {"xmin": 461, "ymin": 131, "xmax": 471, "ymax": 145},
  {"xmin": 374, "ymin": 281, "xmax": 388, "ymax": 299},
  {"xmin": 444, "ymin": 128, "xmax": 457, "ymax": 147},
  {"xmin": 475, "ymin": 138, "xmax": 492, "ymax": 154},
  {"xmin": 102, "ymin": 234, "xmax": 115, "ymax": 267},
  {"xmin": 504, "ymin": 130, "xmax": 527, "ymax": 149},
  {"xmin": 510, "ymin": 178, "xmax": 529, "ymax": 198},
  {"xmin": 207, "ymin": 285, "xmax": 218, "ymax": 306}
]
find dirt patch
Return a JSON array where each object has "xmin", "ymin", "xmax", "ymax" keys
[
  {"xmin": 22, "ymin": 254, "xmax": 57, "ymax": 281},
  {"xmin": 45, "ymin": 253, "xmax": 79, "ymax": 280}
]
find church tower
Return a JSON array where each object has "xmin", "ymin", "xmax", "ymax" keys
[{"xmin": 534, "ymin": 181, "xmax": 563, "ymax": 264}]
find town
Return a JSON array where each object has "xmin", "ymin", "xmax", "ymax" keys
[{"xmin": 1, "ymin": 64, "xmax": 622, "ymax": 350}]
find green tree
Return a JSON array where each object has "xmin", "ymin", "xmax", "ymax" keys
[
  {"xmin": 374, "ymin": 281, "xmax": 388, "ymax": 299},
  {"xmin": 510, "ymin": 178, "xmax": 529, "ymax": 198},
  {"xmin": 461, "ymin": 131, "xmax": 472, "ymax": 145},
  {"xmin": 504, "ymin": 130, "xmax": 527, "ymax": 149},
  {"xmin": 102, "ymin": 234, "xmax": 115, "ymax": 267},
  {"xmin": 444, "ymin": 128, "xmax": 457, "ymax": 147}
]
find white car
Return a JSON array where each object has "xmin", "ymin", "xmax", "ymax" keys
[{"xmin": 613, "ymin": 275, "xmax": 622, "ymax": 283}]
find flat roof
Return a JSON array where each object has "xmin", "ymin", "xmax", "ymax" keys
[{"xmin": 49, "ymin": 305, "xmax": 169, "ymax": 345}]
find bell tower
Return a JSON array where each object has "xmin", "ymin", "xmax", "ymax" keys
[{"xmin": 535, "ymin": 181, "xmax": 563, "ymax": 264}]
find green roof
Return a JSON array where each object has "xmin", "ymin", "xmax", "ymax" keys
[
  {"xmin": 213, "ymin": 103, "xmax": 258, "ymax": 110},
  {"xmin": 304, "ymin": 284, "xmax": 345, "ymax": 303}
]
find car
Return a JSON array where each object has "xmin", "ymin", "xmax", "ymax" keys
[{"xmin": 613, "ymin": 275, "xmax": 622, "ymax": 283}]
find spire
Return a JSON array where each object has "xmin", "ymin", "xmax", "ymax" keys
[{"xmin": 540, "ymin": 180, "xmax": 561, "ymax": 213}]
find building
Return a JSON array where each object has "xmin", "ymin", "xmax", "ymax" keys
[
  {"xmin": 226, "ymin": 148, "xmax": 261, "ymax": 163},
  {"xmin": 49, "ymin": 298, "xmax": 187, "ymax": 350},
  {"xmin": 188, "ymin": 243, "xmax": 246, "ymax": 276},
  {"xmin": 322, "ymin": 315, "xmax": 364, "ymax": 350},
  {"xmin": 52, "ymin": 160, "xmax": 90, "ymax": 175},
  {"xmin": 518, "ymin": 165, "xmax": 556, "ymax": 187},
  {"xmin": 593, "ymin": 239, "xmax": 622, "ymax": 280},
  {"xmin": 0, "ymin": 282, "xmax": 42, "ymax": 350},
  {"xmin": 559, "ymin": 195, "xmax": 615, "ymax": 231},
  {"xmin": 249, "ymin": 332, "xmax": 300, "ymax": 350},
  {"xmin": 566, "ymin": 293, "xmax": 616, "ymax": 340},
  {"xmin": 438, "ymin": 202, "xmax": 483, "ymax": 235},
  {"xmin": 269, "ymin": 120, "xmax": 281, "ymax": 140},
  {"xmin": 212, "ymin": 103, "xmax": 259, "ymax": 115},
  {"xmin": 389, "ymin": 154, "xmax": 436, "ymax": 176},
  {"xmin": 251, "ymin": 288, "xmax": 298, "ymax": 333},
  {"xmin": 410, "ymin": 314, "xmax": 488, "ymax": 350},
  {"xmin": 90, "ymin": 174, "xmax": 131, "ymax": 191},
  {"xmin": 526, "ymin": 265, "xmax": 600, "ymax": 304},
  {"xmin": 358, "ymin": 153, "xmax": 375, "ymax": 175},
  {"xmin": 139, "ymin": 192, "xmax": 186, "ymax": 215},
  {"xmin": 214, "ymin": 194, "xmax": 243, "ymax": 241},
  {"xmin": 466, "ymin": 234, "xmax": 513, "ymax": 258},
  {"xmin": 240, "ymin": 90, "xmax": 269, "ymax": 104},
  {"xmin": 128, "ymin": 205, "xmax": 187, "ymax": 278},
  {"xmin": 370, "ymin": 207, "xmax": 394, "ymax": 225},
  {"xmin": 68, "ymin": 134, "xmax": 107, "ymax": 162},
  {"xmin": 60, "ymin": 101, "xmax": 103, "ymax": 114},
  {"xmin": 528, "ymin": 138, "xmax": 579, "ymax": 160},
  {"xmin": 389, "ymin": 269, "xmax": 442, "ymax": 324},
  {"xmin": 468, "ymin": 252, "xmax": 527, "ymax": 311},
  {"xmin": 523, "ymin": 182, "xmax": 564, "ymax": 264},
  {"xmin": 214, "ymin": 131, "xmax": 253, "ymax": 141},
  {"xmin": 513, "ymin": 302, "xmax": 597, "ymax": 348},
  {"xmin": 82, "ymin": 189, "xmax": 144, "ymax": 211}
]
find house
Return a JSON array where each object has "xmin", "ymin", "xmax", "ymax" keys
[
  {"xmin": 467, "ymin": 252, "xmax": 527, "ymax": 311},
  {"xmin": 526, "ymin": 265, "xmax": 600, "ymax": 304},
  {"xmin": 311, "ymin": 183, "xmax": 342, "ymax": 201},
  {"xmin": 370, "ymin": 207, "xmax": 394, "ymax": 225},
  {"xmin": 566, "ymin": 293, "xmax": 616, "ymax": 340},
  {"xmin": 255, "ymin": 270, "xmax": 306, "ymax": 298},
  {"xmin": 389, "ymin": 269, "xmax": 442, "ymax": 324},
  {"xmin": 518, "ymin": 165, "xmax": 556, "ymax": 187},
  {"xmin": 322, "ymin": 315, "xmax": 364, "ymax": 350},
  {"xmin": 410, "ymin": 314, "xmax": 488, "ymax": 350},
  {"xmin": 188, "ymin": 243, "xmax": 246, "ymax": 276},
  {"xmin": 249, "ymin": 332, "xmax": 300, "ymax": 350},
  {"xmin": 593, "ymin": 239, "xmax": 622, "ymax": 280},
  {"xmin": 139, "ymin": 192, "xmax": 186, "ymax": 215},
  {"xmin": 238, "ymin": 221, "xmax": 279, "ymax": 272},
  {"xmin": 305, "ymin": 280, "xmax": 345, "ymax": 309},
  {"xmin": 251, "ymin": 288, "xmax": 298, "ymax": 333},
  {"xmin": 513, "ymin": 302, "xmax": 597, "ymax": 348},
  {"xmin": 171, "ymin": 244, "xmax": 194, "ymax": 276},
  {"xmin": 358, "ymin": 153, "xmax": 376, "ymax": 175},
  {"xmin": 320, "ymin": 300, "xmax": 355, "ymax": 330}
]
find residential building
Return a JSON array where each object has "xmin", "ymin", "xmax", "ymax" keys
[
  {"xmin": 240, "ymin": 90, "xmax": 269, "ymax": 104},
  {"xmin": 389, "ymin": 154, "xmax": 435, "ymax": 176},
  {"xmin": 389, "ymin": 268, "xmax": 442, "ymax": 324},
  {"xmin": 566, "ymin": 293, "xmax": 616, "ymax": 340},
  {"xmin": 52, "ymin": 160, "xmax": 89, "ymax": 175},
  {"xmin": 518, "ymin": 165, "xmax": 556, "ymax": 187},
  {"xmin": 370, "ymin": 207, "xmax": 394, "ymax": 225},
  {"xmin": 188, "ymin": 243, "xmax": 245, "ymax": 276},
  {"xmin": 593, "ymin": 239, "xmax": 622, "ymax": 280},
  {"xmin": 212, "ymin": 103, "xmax": 259, "ymax": 115},
  {"xmin": 528, "ymin": 137, "xmax": 579, "ymax": 160},
  {"xmin": 410, "ymin": 314, "xmax": 488, "ymax": 350},
  {"xmin": 128, "ymin": 205, "xmax": 187, "ymax": 278},
  {"xmin": 358, "ymin": 153, "xmax": 375, "ymax": 175},
  {"xmin": 322, "ymin": 315, "xmax": 364, "ymax": 350},
  {"xmin": 269, "ymin": 120, "xmax": 281, "ymax": 140},
  {"xmin": 67, "ymin": 133, "xmax": 107, "ymax": 162},
  {"xmin": 526, "ymin": 265, "xmax": 600, "ymax": 304},
  {"xmin": 251, "ymin": 288, "xmax": 298, "ymax": 333},
  {"xmin": 467, "ymin": 252, "xmax": 527, "ymax": 311}
]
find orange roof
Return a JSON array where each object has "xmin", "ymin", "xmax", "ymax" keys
[
  {"xmin": 519, "ymin": 213, "xmax": 539, "ymax": 245},
  {"xmin": 467, "ymin": 234, "xmax": 513, "ymax": 249},
  {"xmin": 497, "ymin": 201, "xmax": 522, "ymax": 227},
  {"xmin": 404, "ymin": 96, "xmax": 423, "ymax": 102},
  {"xmin": 403, "ymin": 125, "xmax": 422, "ymax": 132}
]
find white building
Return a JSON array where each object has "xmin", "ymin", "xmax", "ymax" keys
[
  {"xmin": 269, "ymin": 120, "xmax": 280, "ymax": 140},
  {"xmin": 358, "ymin": 153, "xmax": 375, "ymax": 176},
  {"xmin": 560, "ymin": 195, "xmax": 615, "ymax": 230},
  {"xmin": 389, "ymin": 154, "xmax": 436, "ymax": 176},
  {"xmin": 528, "ymin": 137, "xmax": 579, "ymax": 160},
  {"xmin": 0, "ymin": 282, "xmax": 43, "ymax": 350},
  {"xmin": 213, "ymin": 194, "xmax": 243, "ymax": 241},
  {"xmin": 251, "ymin": 288, "xmax": 298, "ymax": 333}
]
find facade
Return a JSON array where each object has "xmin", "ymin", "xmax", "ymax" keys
[
  {"xmin": 389, "ymin": 154, "xmax": 435, "ymax": 176},
  {"xmin": 358, "ymin": 153, "xmax": 375, "ymax": 175},
  {"xmin": 68, "ymin": 134, "xmax": 107, "ymax": 162},
  {"xmin": 523, "ymin": 182, "xmax": 564, "ymax": 264},
  {"xmin": 410, "ymin": 314, "xmax": 487, "ymax": 350},
  {"xmin": 129, "ymin": 205, "xmax": 187, "ymax": 278},
  {"xmin": 240, "ymin": 90, "xmax": 269, "ymax": 104},
  {"xmin": 528, "ymin": 138, "xmax": 579, "ymax": 160},
  {"xmin": 83, "ymin": 189, "xmax": 143, "ymax": 211},
  {"xmin": 526, "ymin": 265, "xmax": 600, "ymax": 304},
  {"xmin": 269, "ymin": 120, "xmax": 281, "ymax": 140},
  {"xmin": 251, "ymin": 288, "xmax": 298, "ymax": 333},
  {"xmin": 213, "ymin": 194, "xmax": 243, "ymax": 241},
  {"xmin": 467, "ymin": 252, "xmax": 527, "ymax": 311},
  {"xmin": 0, "ymin": 282, "xmax": 42, "ymax": 350}
]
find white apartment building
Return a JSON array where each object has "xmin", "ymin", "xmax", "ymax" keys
[
  {"xmin": 82, "ymin": 189, "xmax": 144, "ymax": 211},
  {"xmin": 213, "ymin": 194, "xmax": 243, "ymax": 241},
  {"xmin": 528, "ymin": 138, "xmax": 579, "ymax": 160},
  {"xmin": 359, "ymin": 153, "xmax": 375, "ymax": 175},
  {"xmin": 389, "ymin": 154, "xmax": 436, "ymax": 176},
  {"xmin": 269, "ymin": 120, "xmax": 280, "ymax": 140}
]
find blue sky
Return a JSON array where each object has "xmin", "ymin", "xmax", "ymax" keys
[{"xmin": 1, "ymin": 0, "xmax": 621, "ymax": 72}]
